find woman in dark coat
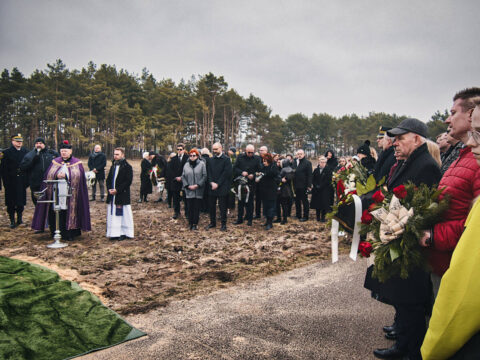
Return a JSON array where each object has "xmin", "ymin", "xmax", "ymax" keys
[
  {"xmin": 257, "ymin": 153, "xmax": 280, "ymax": 230},
  {"xmin": 357, "ymin": 140, "xmax": 376, "ymax": 173},
  {"xmin": 310, "ymin": 156, "xmax": 334, "ymax": 222},
  {"xmin": 325, "ymin": 149, "xmax": 338, "ymax": 171},
  {"xmin": 276, "ymin": 158, "xmax": 295, "ymax": 224},
  {"xmin": 139, "ymin": 151, "xmax": 154, "ymax": 202}
]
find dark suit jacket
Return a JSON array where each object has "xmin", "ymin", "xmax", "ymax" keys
[
  {"xmin": 293, "ymin": 157, "xmax": 312, "ymax": 189},
  {"xmin": 207, "ymin": 154, "xmax": 233, "ymax": 196},
  {"xmin": 168, "ymin": 153, "xmax": 188, "ymax": 191}
]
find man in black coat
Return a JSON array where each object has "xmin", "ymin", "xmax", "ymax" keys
[
  {"xmin": 370, "ymin": 118, "xmax": 441, "ymax": 360},
  {"xmin": 373, "ymin": 127, "xmax": 396, "ymax": 183},
  {"xmin": 206, "ymin": 142, "xmax": 232, "ymax": 231},
  {"xmin": 88, "ymin": 144, "xmax": 107, "ymax": 201},
  {"xmin": 292, "ymin": 149, "xmax": 312, "ymax": 221},
  {"xmin": 20, "ymin": 137, "xmax": 59, "ymax": 205},
  {"xmin": 106, "ymin": 147, "xmax": 134, "ymax": 240},
  {"xmin": 233, "ymin": 144, "xmax": 261, "ymax": 226},
  {"xmin": 169, "ymin": 143, "xmax": 188, "ymax": 219},
  {"xmin": 0, "ymin": 134, "xmax": 28, "ymax": 228}
]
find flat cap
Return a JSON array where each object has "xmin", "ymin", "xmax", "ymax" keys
[{"xmin": 387, "ymin": 118, "xmax": 428, "ymax": 138}]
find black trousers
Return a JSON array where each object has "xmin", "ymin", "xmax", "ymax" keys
[
  {"xmin": 295, "ymin": 188, "xmax": 309, "ymax": 218},
  {"xmin": 255, "ymin": 186, "xmax": 262, "ymax": 217},
  {"xmin": 186, "ymin": 198, "xmax": 201, "ymax": 226},
  {"xmin": 238, "ymin": 197, "xmax": 254, "ymax": 221},
  {"xmin": 209, "ymin": 195, "xmax": 228, "ymax": 225},
  {"xmin": 394, "ymin": 303, "xmax": 428, "ymax": 360},
  {"xmin": 279, "ymin": 197, "xmax": 292, "ymax": 219},
  {"xmin": 92, "ymin": 178, "xmax": 105, "ymax": 199},
  {"xmin": 315, "ymin": 209, "xmax": 327, "ymax": 220},
  {"xmin": 48, "ymin": 207, "xmax": 81, "ymax": 240},
  {"xmin": 172, "ymin": 190, "xmax": 187, "ymax": 215},
  {"xmin": 167, "ymin": 189, "xmax": 173, "ymax": 207}
]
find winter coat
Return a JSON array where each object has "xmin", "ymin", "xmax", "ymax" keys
[
  {"xmin": 427, "ymin": 146, "xmax": 480, "ymax": 276},
  {"xmin": 440, "ymin": 141, "xmax": 463, "ymax": 175},
  {"xmin": 360, "ymin": 155, "xmax": 376, "ymax": 173},
  {"xmin": 168, "ymin": 154, "xmax": 188, "ymax": 191},
  {"xmin": 325, "ymin": 149, "xmax": 338, "ymax": 171},
  {"xmin": 259, "ymin": 163, "xmax": 280, "ymax": 200},
  {"xmin": 373, "ymin": 146, "xmax": 396, "ymax": 183},
  {"xmin": 106, "ymin": 159, "xmax": 133, "ymax": 205},
  {"xmin": 310, "ymin": 166, "xmax": 334, "ymax": 211},
  {"xmin": 206, "ymin": 154, "xmax": 233, "ymax": 196},
  {"xmin": 182, "ymin": 159, "xmax": 207, "ymax": 199},
  {"xmin": 140, "ymin": 158, "xmax": 153, "ymax": 195},
  {"xmin": 88, "ymin": 151, "xmax": 107, "ymax": 180},
  {"xmin": 20, "ymin": 147, "xmax": 59, "ymax": 189},
  {"xmin": 292, "ymin": 157, "xmax": 312, "ymax": 189},
  {"xmin": 152, "ymin": 155, "xmax": 167, "ymax": 178},
  {"xmin": 366, "ymin": 142, "xmax": 442, "ymax": 305},
  {"xmin": 278, "ymin": 166, "xmax": 295, "ymax": 199},
  {"xmin": 0, "ymin": 145, "xmax": 28, "ymax": 207},
  {"xmin": 233, "ymin": 153, "xmax": 261, "ymax": 187}
]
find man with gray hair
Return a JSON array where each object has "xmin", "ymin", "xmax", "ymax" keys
[
  {"xmin": 373, "ymin": 126, "xmax": 396, "ymax": 183},
  {"xmin": 292, "ymin": 149, "xmax": 312, "ymax": 221},
  {"xmin": 88, "ymin": 144, "xmax": 107, "ymax": 202}
]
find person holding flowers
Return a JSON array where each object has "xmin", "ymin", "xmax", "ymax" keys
[{"xmin": 365, "ymin": 118, "xmax": 441, "ymax": 360}]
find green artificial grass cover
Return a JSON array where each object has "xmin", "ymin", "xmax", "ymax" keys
[{"xmin": 0, "ymin": 256, "xmax": 146, "ymax": 360}]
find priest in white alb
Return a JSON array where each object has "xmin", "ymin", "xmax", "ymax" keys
[{"xmin": 106, "ymin": 147, "xmax": 134, "ymax": 240}]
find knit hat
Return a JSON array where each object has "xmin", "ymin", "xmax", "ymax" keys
[
  {"xmin": 357, "ymin": 140, "xmax": 371, "ymax": 156},
  {"xmin": 34, "ymin": 137, "xmax": 45, "ymax": 145}
]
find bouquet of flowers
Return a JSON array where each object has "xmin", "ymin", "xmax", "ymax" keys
[
  {"xmin": 359, "ymin": 183, "xmax": 449, "ymax": 282},
  {"xmin": 328, "ymin": 162, "xmax": 384, "ymax": 224}
]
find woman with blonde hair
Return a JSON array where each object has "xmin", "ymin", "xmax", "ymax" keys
[{"xmin": 426, "ymin": 140, "xmax": 442, "ymax": 167}]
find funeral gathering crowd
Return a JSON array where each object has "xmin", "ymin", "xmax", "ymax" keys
[{"xmin": 1, "ymin": 87, "xmax": 480, "ymax": 359}]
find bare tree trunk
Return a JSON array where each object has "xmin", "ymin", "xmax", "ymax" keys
[{"xmin": 54, "ymin": 81, "xmax": 58, "ymax": 149}]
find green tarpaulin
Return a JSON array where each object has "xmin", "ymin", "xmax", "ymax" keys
[{"xmin": 0, "ymin": 256, "xmax": 146, "ymax": 360}]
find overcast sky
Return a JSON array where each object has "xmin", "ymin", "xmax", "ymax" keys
[{"xmin": 1, "ymin": 0, "xmax": 479, "ymax": 122}]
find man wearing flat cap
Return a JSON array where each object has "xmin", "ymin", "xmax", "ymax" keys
[
  {"xmin": 20, "ymin": 137, "xmax": 59, "ymax": 206},
  {"xmin": 0, "ymin": 134, "xmax": 28, "ymax": 228},
  {"xmin": 369, "ymin": 118, "xmax": 441, "ymax": 360}
]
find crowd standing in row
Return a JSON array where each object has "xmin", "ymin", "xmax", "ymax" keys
[{"xmin": 2, "ymin": 87, "xmax": 480, "ymax": 359}]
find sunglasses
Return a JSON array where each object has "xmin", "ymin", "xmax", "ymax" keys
[
  {"xmin": 189, "ymin": 154, "xmax": 197, "ymax": 157},
  {"xmin": 246, "ymin": 151, "xmax": 254, "ymax": 154},
  {"xmin": 177, "ymin": 148, "xmax": 183, "ymax": 151}
]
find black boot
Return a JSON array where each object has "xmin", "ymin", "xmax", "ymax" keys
[
  {"xmin": 16, "ymin": 211, "xmax": 23, "ymax": 226},
  {"xmin": 8, "ymin": 212, "xmax": 16, "ymax": 229},
  {"xmin": 274, "ymin": 217, "xmax": 281, "ymax": 223},
  {"xmin": 265, "ymin": 218, "xmax": 273, "ymax": 230}
]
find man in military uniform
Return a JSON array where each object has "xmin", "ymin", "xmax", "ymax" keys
[{"xmin": 0, "ymin": 134, "xmax": 28, "ymax": 228}]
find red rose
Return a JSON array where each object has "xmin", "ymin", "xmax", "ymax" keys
[
  {"xmin": 393, "ymin": 185, "xmax": 407, "ymax": 199},
  {"xmin": 361, "ymin": 209, "xmax": 373, "ymax": 224},
  {"xmin": 358, "ymin": 241, "xmax": 373, "ymax": 257},
  {"xmin": 372, "ymin": 190, "xmax": 385, "ymax": 203}
]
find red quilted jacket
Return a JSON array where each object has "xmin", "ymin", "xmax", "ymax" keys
[{"xmin": 428, "ymin": 146, "xmax": 480, "ymax": 276}]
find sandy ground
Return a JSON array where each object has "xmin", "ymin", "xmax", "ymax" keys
[{"xmin": 79, "ymin": 256, "xmax": 394, "ymax": 360}]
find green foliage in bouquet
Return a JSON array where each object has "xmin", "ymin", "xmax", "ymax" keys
[{"xmin": 360, "ymin": 183, "xmax": 450, "ymax": 283}]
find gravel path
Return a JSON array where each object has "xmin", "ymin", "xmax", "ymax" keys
[{"xmin": 81, "ymin": 256, "xmax": 394, "ymax": 359}]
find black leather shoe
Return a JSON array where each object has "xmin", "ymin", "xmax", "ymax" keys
[
  {"xmin": 373, "ymin": 345, "xmax": 405, "ymax": 359},
  {"xmin": 265, "ymin": 223, "xmax": 273, "ymax": 230},
  {"xmin": 192, "ymin": 225, "xmax": 198, "ymax": 230},
  {"xmin": 274, "ymin": 217, "xmax": 281, "ymax": 223},
  {"xmin": 220, "ymin": 224, "xmax": 227, "ymax": 231},
  {"xmin": 205, "ymin": 223, "xmax": 216, "ymax": 230},
  {"xmin": 34, "ymin": 230, "xmax": 45, "ymax": 234},
  {"xmin": 233, "ymin": 219, "xmax": 243, "ymax": 225},
  {"xmin": 172, "ymin": 213, "xmax": 179, "ymax": 219},
  {"xmin": 383, "ymin": 324, "xmax": 396, "ymax": 333},
  {"xmin": 299, "ymin": 218, "xmax": 308, "ymax": 222},
  {"xmin": 385, "ymin": 331, "xmax": 398, "ymax": 341},
  {"xmin": 247, "ymin": 220, "xmax": 252, "ymax": 226},
  {"xmin": 9, "ymin": 222, "xmax": 16, "ymax": 229}
]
